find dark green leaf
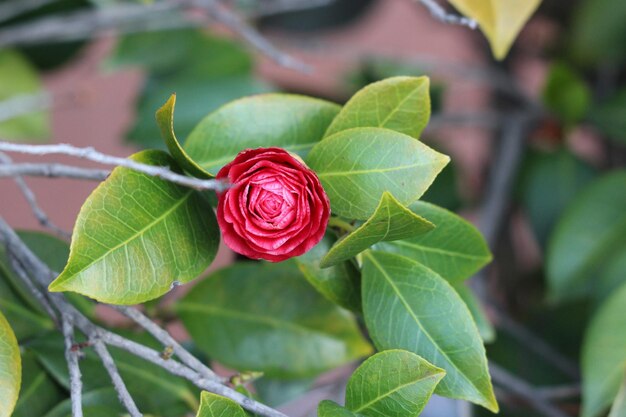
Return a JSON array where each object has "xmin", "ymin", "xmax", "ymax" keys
[
  {"xmin": 322, "ymin": 192, "xmax": 433, "ymax": 267},
  {"xmin": 376, "ymin": 201, "xmax": 491, "ymax": 283},
  {"xmin": 307, "ymin": 128, "xmax": 449, "ymax": 220},
  {"xmin": 184, "ymin": 94, "xmax": 340, "ymax": 175},
  {"xmin": 43, "ymin": 389, "xmax": 126, "ymax": 417},
  {"xmin": 542, "ymin": 62, "xmax": 591, "ymax": 125},
  {"xmin": 255, "ymin": 378, "xmax": 313, "ymax": 407},
  {"xmin": 296, "ymin": 235, "xmax": 361, "ymax": 312},
  {"xmin": 196, "ymin": 392, "xmax": 247, "ymax": 417},
  {"xmin": 177, "ymin": 261, "xmax": 372, "ymax": 378},
  {"xmin": 13, "ymin": 353, "xmax": 65, "ymax": 417},
  {"xmin": 0, "ymin": 273, "xmax": 52, "ymax": 341},
  {"xmin": 0, "ymin": 310, "xmax": 21, "ymax": 417},
  {"xmin": 547, "ymin": 171, "xmax": 626, "ymax": 301},
  {"xmin": 324, "ymin": 76, "xmax": 431, "ymax": 139},
  {"xmin": 345, "ymin": 349, "xmax": 445, "ymax": 417},
  {"xmin": 362, "ymin": 251, "xmax": 497, "ymax": 411},
  {"xmin": 48, "ymin": 150, "xmax": 220, "ymax": 304},
  {"xmin": 589, "ymin": 90, "xmax": 626, "ymax": 146},
  {"xmin": 582, "ymin": 282, "xmax": 626, "ymax": 417}
]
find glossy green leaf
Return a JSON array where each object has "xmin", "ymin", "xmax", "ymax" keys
[
  {"xmin": 542, "ymin": 62, "xmax": 591, "ymax": 125},
  {"xmin": 454, "ymin": 283, "xmax": 495, "ymax": 343},
  {"xmin": 13, "ymin": 353, "xmax": 65, "ymax": 417},
  {"xmin": 157, "ymin": 94, "xmax": 212, "ymax": 178},
  {"xmin": 590, "ymin": 90, "xmax": 626, "ymax": 146},
  {"xmin": 448, "ymin": 0, "xmax": 542, "ymax": 59},
  {"xmin": 0, "ymin": 273, "xmax": 52, "ymax": 341},
  {"xmin": 345, "ymin": 349, "xmax": 445, "ymax": 416},
  {"xmin": 196, "ymin": 392, "xmax": 247, "ymax": 417},
  {"xmin": 43, "ymin": 389, "xmax": 126, "ymax": 417},
  {"xmin": 376, "ymin": 201, "xmax": 491, "ymax": 283},
  {"xmin": 296, "ymin": 235, "xmax": 361, "ymax": 312},
  {"xmin": 177, "ymin": 261, "xmax": 372, "ymax": 378},
  {"xmin": 518, "ymin": 149, "xmax": 597, "ymax": 247},
  {"xmin": 324, "ymin": 76, "xmax": 430, "ymax": 140},
  {"xmin": 307, "ymin": 128, "xmax": 449, "ymax": 220},
  {"xmin": 318, "ymin": 400, "xmax": 358, "ymax": 417},
  {"xmin": 48, "ymin": 150, "xmax": 220, "ymax": 304},
  {"xmin": 610, "ymin": 374, "xmax": 626, "ymax": 417},
  {"xmin": 27, "ymin": 332, "xmax": 197, "ymax": 415},
  {"xmin": 183, "ymin": 94, "xmax": 341, "ymax": 175},
  {"xmin": 0, "ymin": 50, "xmax": 49, "ymax": 141},
  {"xmin": 321, "ymin": 192, "xmax": 434, "ymax": 267},
  {"xmin": 582, "ymin": 282, "xmax": 626, "ymax": 417},
  {"xmin": 0, "ymin": 310, "xmax": 21, "ymax": 417},
  {"xmin": 362, "ymin": 251, "xmax": 497, "ymax": 411},
  {"xmin": 547, "ymin": 171, "xmax": 626, "ymax": 301}
]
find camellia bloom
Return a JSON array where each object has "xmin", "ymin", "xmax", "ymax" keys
[{"xmin": 216, "ymin": 147, "xmax": 330, "ymax": 262}]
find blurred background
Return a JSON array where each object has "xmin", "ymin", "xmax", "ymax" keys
[{"xmin": 1, "ymin": 0, "xmax": 625, "ymax": 416}]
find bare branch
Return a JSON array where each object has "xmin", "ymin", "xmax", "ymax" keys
[
  {"xmin": 0, "ymin": 142, "xmax": 229, "ymax": 191},
  {"xmin": 62, "ymin": 314, "xmax": 84, "ymax": 417},
  {"xmin": 0, "ymin": 0, "xmax": 58, "ymax": 24},
  {"xmin": 249, "ymin": 0, "xmax": 336, "ymax": 18},
  {"xmin": 92, "ymin": 340, "xmax": 143, "ymax": 417},
  {"xmin": 112, "ymin": 305, "xmax": 224, "ymax": 383},
  {"xmin": 0, "ymin": 153, "xmax": 71, "ymax": 239},
  {"xmin": 0, "ymin": 162, "xmax": 110, "ymax": 181},
  {"xmin": 0, "ymin": 93, "xmax": 51, "ymax": 123},
  {"xmin": 416, "ymin": 0, "xmax": 477, "ymax": 29}
]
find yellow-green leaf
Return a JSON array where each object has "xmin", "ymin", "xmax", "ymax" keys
[
  {"xmin": 196, "ymin": 392, "xmax": 247, "ymax": 417},
  {"xmin": 0, "ymin": 310, "xmax": 21, "ymax": 417},
  {"xmin": 447, "ymin": 0, "xmax": 542, "ymax": 59}
]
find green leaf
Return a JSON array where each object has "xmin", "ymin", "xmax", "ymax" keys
[
  {"xmin": 13, "ymin": 353, "xmax": 65, "ymax": 417},
  {"xmin": 448, "ymin": 0, "xmax": 542, "ymax": 59},
  {"xmin": 518, "ymin": 149, "xmax": 597, "ymax": 248},
  {"xmin": 581, "ymin": 282, "xmax": 626, "ymax": 417},
  {"xmin": 307, "ymin": 128, "xmax": 449, "ymax": 220},
  {"xmin": 27, "ymin": 332, "xmax": 197, "ymax": 415},
  {"xmin": 0, "ymin": 273, "xmax": 52, "ymax": 341},
  {"xmin": 362, "ymin": 251, "xmax": 497, "ymax": 411},
  {"xmin": 454, "ymin": 283, "xmax": 495, "ymax": 343},
  {"xmin": 183, "ymin": 94, "xmax": 341, "ymax": 175},
  {"xmin": 321, "ymin": 192, "xmax": 434, "ymax": 267},
  {"xmin": 295, "ymin": 235, "xmax": 361, "ymax": 312},
  {"xmin": 324, "ymin": 76, "xmax": 431, "ymax": 140},
  {"xmin": 48, "ymin": 150, "xmax": 220, "ymax": 304},
  {"xmin": 177, "ymin": 261, "xmax": 372, "ymax": 378},
  {"xmin": 547, "ymin": 171, "xmax": 626, "ymax": 301},
  {"xmin": 156, "ymin": 94, "xmax": 212, "ymax": 178},
  {"xmin": 0, "ymin": 50, "xmax": 49, "ymax": 141},
  {"xmin": 43, "ymin": 389, "xmax": 126, "ymax": 417},
  {"xmin": 0, "ymin": 310, "xmax": 21, "ymax": 417},
  {"xmin": 196, "ymin": 392, "xmax": 247, "ymax": 417},
  {"xmin": 589, "ymin": 89, "xmax": 626, "ymax": 146},
  {"xmin": 345, "ymin": 349, "xmax": 445, "ymax": 416},
  {"xmin": 376, "ymin": 201, "xmax": 491, "ymax": 283},
  {"xmin": 610, "ymin": 373, "xmax": 626, "ymax": 417},
  {"xmin": 255, "ymin": 378, "xmax": 313, "ymax": 407},
  {"xmin": 318, "ymin": 400, "xmax": 359, "ymax": 417},
  {"xmin": 542, "ymin": 62, "xmax": 591, "ymax": 125}
]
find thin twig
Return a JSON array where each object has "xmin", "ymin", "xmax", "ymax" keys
[
  {"xmin": 0, "ymin": 142, "xmax": 228, "ymax": 191},
  {"xmin": 250, "ymin": 0, "xmax": 336, "ymax": 18},
  {"xmin": 0, "ymin": 153, "xmax": 71, "ymax": 239},
  {"xmin": 0, "ymin": 162, "xmax": 110, "ymax": 181},
  {"xmin": 416, "ymin": 0, "xmax": 477, "ymax": 29},
  {"xmin": 0, "ymin": 93, "xmax": 52, "ymax": 123},
  {"xmin": 0, "ymin": 0, "xmax": 58, "ymax": 23},
  {"xmin": 112, "ymin": 305, "xmax": 223, "ymax": 382},
  {"xmin": 490, "ymin": 362, "xmax": 571, "ymax": 417},
  {"xmin": 537, "ymin": 384, "xmax": 581, "ymax": 401},
  {"xmin": 92, "ymin": 340, "xmax": 143, "ymax": 417},
  {"xmin": 62, "ymin": 314, "xmax": 84, "ymax": 417}
]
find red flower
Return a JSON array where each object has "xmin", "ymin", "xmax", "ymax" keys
[{"xmin": 216, "ymin": 148, "xmax": 330, "ymax": 262}]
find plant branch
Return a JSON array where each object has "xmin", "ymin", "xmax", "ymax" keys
[
  {"xmin": 0, "ymin": 142, "xmax": 228, "ymax": 191},
  {"xmin": 415, "ymin": 0, "xmax": 478, "ymax": 29},
  {"xmin": 112, "ymin": 305, "xmax": 224, "ymax": 382},
  {"xmin": 62, "ymin": 314, "xmax": 84, "ymax": 417},
  {"xmin": 0, "ymin": 162, "xmax": 110, "ymax": 181},
  {"xmin": 0, "ymin": 0, "xmax": 58, "ymax": 23}
]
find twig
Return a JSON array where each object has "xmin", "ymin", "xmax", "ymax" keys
[
  {"xmin": 537, "ymin": 384, "xmax": 581, "ymax": 401},
  {"xmin": 0, "ymin": 162, "xmax": 110, "ymax": 181},
  {"xmin": 193, "ymin": 0, "xmax": 311, "ymax": 73},
  {"xmin": 62, "ymin": 314, "xmax": 84, "ymax": 417},
  {"xmin": 0, "ymin": 93, "xmax": 52, "ymax": 123},
  {"xmin": 0, "ymin": 142, "xmax": 228, "ymax": 191},
  {"xmin": 0, "ymin": 153, "xmax": 71, "ymax": 239},
  {"xmin": 112, "ymin": 305, "xmax": 223, "ymax": 382},
  {"xmin": 416, "ymin": 0, "xmax": 477, "ymax": 29},
  {"xmin": 490, "ymin": 362, "xmax": 571, "ymax": 417},
  {"xmin": 0, "ymin": 0, "xmax": 58, "ymax": 23},
  {"xmin": 92, "ymin": 340, "xmax": 143, "ymax": 417},
  {"xmin": 250, "ymin": 0, "xmax": 336, "ymax": 18}
]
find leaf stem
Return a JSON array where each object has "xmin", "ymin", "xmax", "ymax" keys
[{"xmin": 328, "ymin": 217, "xmax": 356, "ymax": 233}]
